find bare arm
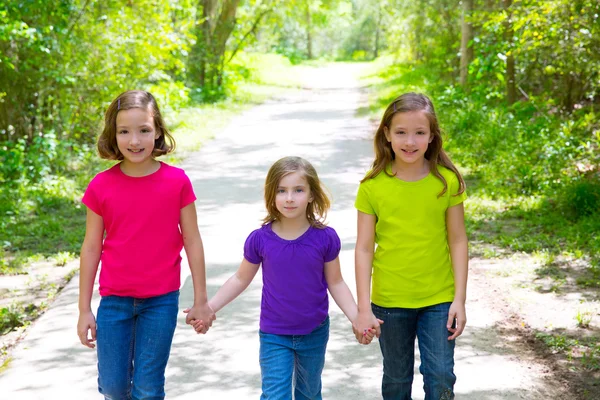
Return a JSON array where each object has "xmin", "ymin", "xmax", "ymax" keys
[
  {"xmin": 209, "ymin": 258, "xmax": 260, "ymax": 313},
  {"xmin": 446, "ymin": 202, "xmax": 469, "ymax": 340},
  {"xmin": 325, "ymin": 256, "xmax": 358, "ymax": 322},
  {"xmin": 77, "ymin": 208, "xmax": 104, "ymax": 348},
  {"xmin": 180, "ymin": 203, "xmax": 215, "ymax": 330},
  {"xmin": 354, "ymin": 211, "xmax": 382, "ymax": 341}
]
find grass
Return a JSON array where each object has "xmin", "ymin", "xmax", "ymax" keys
[
  {"xmin": 0, "ymin": 53, "xmax": 309, "ymax": 276},
  {"xmin": 0, "ymin": 53, "xmax": 311, "ymax": 336}
]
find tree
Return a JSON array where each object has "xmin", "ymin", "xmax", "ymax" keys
[
  {"xmin": 503, "ymin": 0, "xmax": 516, "ymax": 105},
  {"xmin": 188, "ymin": 0, "xmax": 241, "ymax": 99},
  {"xmin": 460, "ymin": 0, "xmax": 474, "ymax": 89}
]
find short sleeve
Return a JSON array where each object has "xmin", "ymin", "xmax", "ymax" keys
[
  {"xmin": 243, "ymin": 229, "xmax": 262, "ymax": 264},
  {"xmin": 82, "ymin": 177, "xmax": 102, "ymax": 216},
  {"xmin": 323, "ymin": 227, "xmax": 341, "ymax": 263},
  {"xmin": 448, "ymin": 173, "xmax": 467, "ymax": 207},
  {"xmin": 355, "ymin": 180, "xmax": 375, "ymax": 215},
  {"xmin": 180, "ymin": 172, "xmax": 197, "ymax": 209}
]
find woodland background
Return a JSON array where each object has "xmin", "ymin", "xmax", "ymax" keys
[{"xmin": 0, "ymin": 0, "xmax": 599, "ymax": 381}]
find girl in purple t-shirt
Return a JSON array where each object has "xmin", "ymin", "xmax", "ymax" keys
[
  {"xmin": 76, "ymin": 90, "xmax": 215, "ymax": 399},
  {"xmin": 192, "ymin": 156, "xmax": 375, "ymax": 399}
]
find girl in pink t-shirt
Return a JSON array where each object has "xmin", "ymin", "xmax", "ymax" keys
[{"xmin": 76, "ymin": 90, "xmax": 215, "ymax": 399}]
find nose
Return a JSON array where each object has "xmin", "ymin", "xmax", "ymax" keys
[
  {"xmin": 130, "ymin": 133, "xmax": 141, "ymax": 145},
  {"xmin": 406, "ymin": 133, "xmax": 416, "ymax": 145},
  {"xmin": 286, "ymin": 191, "xmax": 293, "ymax": 201}
]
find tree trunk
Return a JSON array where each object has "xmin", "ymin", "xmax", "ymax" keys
[
  {"xmin": 188, "ymin": 0, "xmax": 240, "ymax": 98},
  {"xmin": 504, "ymin": 0, "xmax": 516, "ymax": 105},
  {"xmin": 459, "ymin": 0, "xmax": 474, "ymax": 89},
  {"xmin": 306, "ymin": 0, "xmax": 312, "ymax": 59},
  {"xmin": 374, "ymin": 4, "xmax": 382, "ymax": 59}
]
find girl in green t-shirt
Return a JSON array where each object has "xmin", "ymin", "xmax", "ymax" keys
[{"xmin": 354, "ymin": 92, "xmax": 468, "ymax": 400}]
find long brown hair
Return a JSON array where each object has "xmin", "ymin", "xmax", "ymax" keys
[
  {"xmin": 97, "ymin": 90, "xmax": 175, "ymax": 160},
  {"xmin": 263, "ymin": 156, "xmax": 330, "ymax": 228},
  {"xmin": 362, "ymin": 92, "xmax": 465, "ymax": 197}
]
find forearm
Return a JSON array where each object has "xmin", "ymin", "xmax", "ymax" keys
[
  {"xmin": 449, "ymin": 239, "xmax": 469, "ymax": 302},
  {"xmin": 78, "ymin": 248, "xmax": 100, "ymax": 313},
  {"xmin": 328, "ymin": 280, "xmax": 358, "ymax": 322},
  {"xmin": 355, "ymin": 250, "xmax": 373, "ymax": 311},
  {"xmin": 209, "ymin": 273, "xmax": 252, "ymax": 313},
  {"xmin": 185, "ymin": 240, "xmax": 208, "ymax": 306}
]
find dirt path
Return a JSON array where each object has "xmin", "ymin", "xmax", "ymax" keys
[{"xmin": 0, "ymin": 64, "xmax": 577, "ymax": 399}]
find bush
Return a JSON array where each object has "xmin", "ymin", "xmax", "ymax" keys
[{"xmin": 558, "ymin": 176, "xmax": 600, "ymax": 219}]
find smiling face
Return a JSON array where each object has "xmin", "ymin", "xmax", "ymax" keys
[
  {"xmin": 274, "ymin": 171, "xmax": 313, "ymax": 222},
  {"xmin": 384, "ymin": 110, "xmax": 433, "ymax": 166},
  {"xmin": 115, "ymin": 107, "xmax": 160, "ymax": 168}
]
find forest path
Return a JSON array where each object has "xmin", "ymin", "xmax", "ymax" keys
[{"xmin": 0, "ymin": 63, "xmax": 570, "ymax": 399}]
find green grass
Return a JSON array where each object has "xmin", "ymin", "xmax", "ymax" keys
[
  {"xmin": 359, "ymin": 56, "xmax": 600, "ymax": 289},
  {"xmin": 0, "ymin": 53, "xmax": 310, "ymax": 272}
]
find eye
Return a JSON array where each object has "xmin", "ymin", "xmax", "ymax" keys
[
  {"xmin": 395, "ymin": 130, "xmax": 405, "ymax": 135},
  {"xmin": 295, "ymin": 188, "xmax": 304, "ymax": 193},
  {"xmin": 141, "ymin": 128, "xmax": 152, "ymax": 133},
  {"xmin": 417, "ymin": 131, "xmax": 426, "ymax": 135},
  {"xmin": 118, "ymin": 130, "xmax": 128, "ymax": 135},
  {"xmin": 277, "ymin": 189, "xmax": 285, "ymax": 194}
]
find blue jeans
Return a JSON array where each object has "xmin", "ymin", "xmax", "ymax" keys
[
  {"xmin": 96, "ymin": 290, "xmax": 179, "ymax": 400},
  {"xmin": 372, "ymin": 302, "xmax": 456, "ymax": 400},
  {"xmin": 259, "ymin": 316, "xmax": 330, "ymax": 400}
]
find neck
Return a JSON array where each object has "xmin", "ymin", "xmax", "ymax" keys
[
  {"xmin": 120, "ymin": 159, "xmax": 160, "ymax": 177},
  {"xmin": 392, "ymin": 158, "xmax": 430, "ymax": 181},
  {"xmin": 273, "ymin": 216, "xmax": 311, "ymax": 235}
]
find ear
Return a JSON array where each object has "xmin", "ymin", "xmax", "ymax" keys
[
  {"xmin": 428, "ymin": 135, "xmax": 434, "ymax": 144},
  {"xmin": 155, "ymin": 131, "xmax": 161, "ymax": 140},
  {"xmin": 383, "ymin": 126, "xmax": 391, "ymax": 142}
]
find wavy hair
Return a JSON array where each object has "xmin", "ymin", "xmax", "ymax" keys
[
  {"xmin": 263, "ymin": 156, "xmax": 330, "ymax": 228},
  {"xmin": 97, "ymin": 90, "xmax": 175, "ymax": 160},
  {"xmin": 362, "ymin": 92, "xmax": 465, "ymax": 197}
]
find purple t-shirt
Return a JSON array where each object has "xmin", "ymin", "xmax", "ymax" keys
[{"xmin": 244, "ymin": 223, "xmax": 341, "ymax": 335}]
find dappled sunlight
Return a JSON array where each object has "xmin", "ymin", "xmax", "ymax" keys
[{"xmin": 1, "ymin": 62, "xmax": 576, "ymax": 399}]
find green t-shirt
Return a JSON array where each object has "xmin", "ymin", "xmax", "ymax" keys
[{"xmin": 355, "ymin": 165, "xmax": 467, "ymax": 308}]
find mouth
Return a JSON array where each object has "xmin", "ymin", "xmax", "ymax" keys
[
  {"xmin": 401, "ymin": 149, "xmax": 418, "ymax": 154},
  {"xmin": 283, "ymin": 207, "xmax": 297, "ymax": 211},
  {"xmin": 128, "ymin": 148, "xmax": 144, "ymax": 153}
]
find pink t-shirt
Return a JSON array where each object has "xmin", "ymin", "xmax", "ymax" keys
[{"xmin": 82, "ymin": 162, "xmax": 196, "ymax": 298}]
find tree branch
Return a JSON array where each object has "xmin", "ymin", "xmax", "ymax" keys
[{"xmin": 227, "ymin": 7, "xmax": 273, "ymax": 64}]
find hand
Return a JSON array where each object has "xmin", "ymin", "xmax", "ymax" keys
[
  {"xmin": 352, "ymin": 310, "xmax": 384, "ymax": 345},
  {"xmin": 183, "ymin": 303, "xmax": 216, "ymax": 335},
  {"xmin": 352, "ymin": 325, "xmax": 377, "ymax": 344},
  {"xmin": 447, "ymin": 301, "xmax": 467, "ymax": 340},
  {"xmin": 77, "ymin": 311, "xmax": 97, "ymax": 348}
]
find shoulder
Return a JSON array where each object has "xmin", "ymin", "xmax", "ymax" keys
[
  {"xmin": 245, "ymin": 225, "xmax": 269, "ymax": 244},
  {"xmin": 87, "ymin": 164, "xmax": 120, "ymax": 187},
  {"xmin": 359, "ymin": 169, "xmax": 391, "ymax": 193},
  {"xmin": 160, "ymin": 162, "xmax": 189, "ymax": 180},
  {"xmin": 437, "ymin": 165, "xmax": 460, "ymax": 182},
  {"xmin": 311, "ymin": 225, "xmax": 340, "ymax": 244},
  {"xmin": 319, "ymin": 225, "xmax": 339, "ymax": 238},
  {"xmin": 312, "ymin": 226, "xmax": 341, "ymax": 260}
]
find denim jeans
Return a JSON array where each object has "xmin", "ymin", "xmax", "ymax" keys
[
  {"xmin": 96, "ymin": 290, "xmax": 179, "ymax": 400},
  {"xmin": 259, "ymin": 316, "xmax": 329, "ymax": 400},
  {"xmin": 372, "ymin": 302, "xmax": 456, "ymax": 400}
]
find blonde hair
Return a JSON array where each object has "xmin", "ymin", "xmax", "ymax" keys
[
  {"xmin": 363, "ymin": 92, "xmax": 465, "ymax": 197},
  {"xmin": 263, "ymin": 156, "xmax": 330, "ymax": 228},
  {"xmin": 97, "ymin": 90, "xmax": 175, "ymax": 160}
]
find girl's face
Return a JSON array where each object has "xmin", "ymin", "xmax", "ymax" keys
[
  {"xmin": 384, "ymin": 111, "xmax": 433, "ymax": 166},
  {"xmin": 275, "ymin": 171, "xmax": 313, "ymax": 222},
  {"xmin": 116, "ymin": 108, "xmax": 160, "ymax": 167}
]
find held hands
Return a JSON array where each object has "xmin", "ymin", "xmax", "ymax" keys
[
  {"xmin": 447, "ymin": 300, "xmax": 467, "ymax": 340},
  {"xmin": 77, "ymin": 311, "xmax": 97, "ymax": 348},
  {"xmin": 183, "ymin": 302, "xmax": 216, "ymax": 335},
  {"xmin": 352, "ymin": 310, "xmax": 384, "ymax": 345}
]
